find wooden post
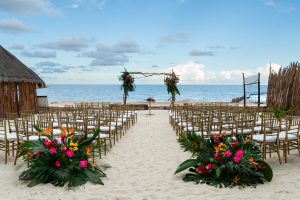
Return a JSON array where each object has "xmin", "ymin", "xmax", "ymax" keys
[
  {"xmin": 258, "ymin": 73, "xmax": 261, "ymax": 107},
  {"xmin": 15, "ymin": 83, "xmax": 20, "ymax": 117},
  {"xmin": 243, "ymin": 73, "xmax": 246, "ymax": 107}
]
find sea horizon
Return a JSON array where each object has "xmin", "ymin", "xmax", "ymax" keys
[{"xmin": 38, "ymin": 84, "xmax": 268, "ymax": 103}]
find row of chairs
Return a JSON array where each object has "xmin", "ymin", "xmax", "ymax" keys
[
  {"xmin": 0, "ymin": 103, "xmax": 138, "ymax": 165},
  {"xmin": 169, "ymin": 104, "xmax": 300, "ymax": 164}
]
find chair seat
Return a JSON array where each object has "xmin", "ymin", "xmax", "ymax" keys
[
  {"xmin": 278, "ymin": 132, "xmax": 298, "ymax": 140},
  {"xmin": 53, "ymin": 129, "xmax": 61, "ymax": 135},
  {"xmin": 100, "ymin": 126, "xmax": 115, "ymax": 132},
  {"xmin": 233, "ymin": 129, "xmax": 253, "ymax": 135},
  {"xmin": 252, "ymin": 134, "xmax": 277, "ymax": 142},
  {"xmin": 90, "ymin": 133, "xmax": 110, "ymax": 139},
  {"xmin": 184, "ymin": 126, "xmax": 199, "ymax": 131},
  {"xmin": 53, "ymin": 122, "xmax": 59, "ymax": 128},
  {"xmin": 117, "ymin": 118, "xmax": 126, "ymax": 122},
  {"xmin": 254, "ymin": 126, "xmax": 271, "ymax": 132},
  {"xmin": 87, "ymin": 125, "xmax": 96, "ymax": 129},
  {"xmin": 0, "ymin": 133, "xmax": 19, "ymax": 141},
  {"xmin": 28, "ymin": 135, "xmax": 48, "ymax": 141},
  {"xmin": 209, "ymin": 130, "xmax": 231, "ymax": 135}
]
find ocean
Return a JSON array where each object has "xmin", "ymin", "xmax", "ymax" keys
[{"xmin": 37, "ymin": 84, "xmax": 268, "ymax": 103}]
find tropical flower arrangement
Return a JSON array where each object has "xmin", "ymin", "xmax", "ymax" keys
[
  {"xmin": 18, "ymin": 127, "xmax": 106, "ymax": 188},
  {"xmin": 119, "ymin": 68, "xmax": 136, "ymax": 104},
  {"xmin": 175, "ymin": 132, "xmax": 273, "ymax": 187},
  {"xmin": 164, "ymin": 72, "xmax": 180, "ymax": 104}
]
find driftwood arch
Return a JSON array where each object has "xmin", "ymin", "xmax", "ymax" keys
[{"xmin": 119, "ymin": 70, "xmax": 180, "ymax": 105}]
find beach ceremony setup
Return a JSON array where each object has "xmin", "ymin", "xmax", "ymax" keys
[{"xmin": 1, "ymin": 0, "xmax": 300, "ymax": 199}]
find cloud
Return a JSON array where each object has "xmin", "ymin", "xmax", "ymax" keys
[
  {"xmin": 21, "ymin": 50, "xmax": 56, "ymax": 58},
  {"xmin": 207, "ymin": 45, "xmax": 223, "ymax": 49},
  {"xmin": 189, "ymin": 50, "xmax": 215, "ymax": 56},
  {"xmin": 263, "ymin": 0, "xmax": 296, "ymax": 13},
  {"xmin": 220, "ymin": 62, "xmax": 282, "ymax": 83},
  {"xmin": 83, "ymin": 39, "xmax": 141, "ymax": 66},
  {"xmin": 36, "ymin": 61, "xmax": 61, "ymax": 67},
  {"xmin": 40, "ymin": 67, "xmax": 67, "ymax": 73},
  {"xmin": 70, "ymin": 0, "xmax": 108, "ymax": 10},
  {"xmin": 9, "ymin": 44, "xmax": 25, "ymax": 50},
  {"xmin": 0, "ymin": 18, "xmax": 32, "ymax": 34},
  {"xmin": 0, "ymin": 0, "xmax": 62, "ymax": 16},
  {"xmin": 151, "ymin": 65, "xmax": 159, "ymax": 68},
  {"xmin": 167, "ymin": 62, "xmax": 211, "ymax": 83},
  {"xmin": 39, "ymin": 37, "xmax": 92, "ymax": 51},
  {"xmin": 159, "ymin": 32, "xmax": 188, "ymax": 43}
]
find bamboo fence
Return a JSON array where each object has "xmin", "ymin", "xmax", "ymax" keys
[
  {"xmin": 0, "ymin": 82, "xmax": 38, "ymax": 117},
  {"xmin": 267, "ymin": 62, "xmax": 300, "ymax": 115}
]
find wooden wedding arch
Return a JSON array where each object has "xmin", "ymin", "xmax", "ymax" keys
[{"xmin": 119, "ymin": 70, "xmax": 180, "ymax": 105}]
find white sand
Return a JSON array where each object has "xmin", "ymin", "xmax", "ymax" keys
[{"xmin": 0, "ymin": 110, "xmax": 300, "ymax": 200}]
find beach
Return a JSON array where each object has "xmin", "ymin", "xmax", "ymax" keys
[{"xmin": 1, "ymin": 110, "xmax": 299, "ymax": 200}]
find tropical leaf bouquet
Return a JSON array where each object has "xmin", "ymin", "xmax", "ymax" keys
[
  {"xmin": 18, "ymin": 127, "xmax": 106, "ymax": 188},
  {"xmin": 164, "ymin": 72, "xmax": 180, "ymax": 103},
  {"xmin": 175, "ymin": 132, "xmax": 273, "ymax": 187},
  {"xmin": 119, "ymin": 68, "xmax": 136, "ymax": 104}
]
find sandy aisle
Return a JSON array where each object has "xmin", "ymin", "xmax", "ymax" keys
[{"xmin": 0, "ymin": 110, "xmax": 300, "ymax": 200}]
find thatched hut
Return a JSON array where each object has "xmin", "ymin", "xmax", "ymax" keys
[{"xmin": 0, "ymin": 45, "xmax": 45, "ymax": 117}]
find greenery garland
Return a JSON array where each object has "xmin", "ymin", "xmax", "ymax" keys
[
  {"xmin": 119, "ymin": 68, "xmax": 136, "ymax": 104},
  {"xmin": 164, "ymin": 72, "xmax": 180, "ymax": 104},
  {"xmin": 175, "ymin": 132, "xmax": 273, "ymax": 187},
  {"xmin": 18, "ymin": 127, "xmax": 106, "ymax": 188}
]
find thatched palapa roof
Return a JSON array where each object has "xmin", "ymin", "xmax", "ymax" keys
[{"xmin": 0, "ymin": 45, "xmax": 45, "ymax": 88}]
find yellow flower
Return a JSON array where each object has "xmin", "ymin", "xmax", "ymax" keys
[
  {"xmin": 70, "ymin": 147, "xmax": 78, "ymax": 151},
  {"xmin": 214, "ymin": 143, "xmax": 227, "ymax": 154},
  {"xmin": 69, "ymin": 142, "xmax": 78, "ymax": 147}
]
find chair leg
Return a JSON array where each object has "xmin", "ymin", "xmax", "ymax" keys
[
  {"xmin": 14, "ymin": 145, "xmax": 19, "ymax": 165},
  {"xmin": 276, "ymin": 141, "xmax": 282, "ymax": 164}
]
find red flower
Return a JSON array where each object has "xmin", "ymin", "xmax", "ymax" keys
[
  {"xmin": 196, "ymin": 166, "xmax": 209, "ymax": 175},
  {"xmin": 35, "ymin": 151, "xmax": 40, "ymax": 158},
  {"xmin": 55, "ymin": 161, "xmax": 60, "ymax": 168},
  {"xmin": 224, "ymin": 150, "xmax": 232, "ymax": 157},
  {"xmin": 213, "ymin": 153, "xmax": 221, "ymax": 161},
  {"xmin": 62, "ymin": 146, "xmax": 67, "ymax": 153},
  {"xmin": 44, "ymin": 140, "xmax": 52, "ymax": 148},
  {"xmin": 235, "ymin": 150, "xmax": 244, "ymax": 158},
  {"xmin": 234, "ymin": 156, "xmax": 241, "ymax": 163},
  {"xmin": 205, "ymin": 163, "xmax": 214, "ymax": 170},
  {"xmin": 232, "ymin": 141, "xmax": 239, "ymax": 148},
  {"xmin": 49, "ymin": 147, "xmax": 57, "ymax": 155}
]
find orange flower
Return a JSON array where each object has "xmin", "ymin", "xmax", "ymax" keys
[
  {"xmin": 91, "ymin": 162, "xmax": 97, "ymax": 168},
  {"xmin": 69, "ymin": 128, "xmax": 75, "ymax": 135},
  {"xmin": 85, "ymin": 146, "xmax": 92, "ymax": 156},
  {"xmin": 60, "ymin": 128, "xmax": 67, "ymax": 137},
  {"xmin": 43, "ymin": 128, "xmax": 52, "ymax": 136},
  {"xmin": 243, "ymin": 139, "xmax": 251, "ymax": 145},
  {"xmin": 214, "ymin": 143, "xmax": 227, "ymax": 154},
  {"xmin": 249, "ymin": 157, "xmax": 259, "ymax": 166},
  {"xmin": 27, "ymin": 152, "xmax": 33, "ymax": 157}
]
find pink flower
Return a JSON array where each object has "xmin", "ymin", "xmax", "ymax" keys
[
  {"xmin": 233, "ymin": 156, "xmax": 241, "ymax": 163},
  {"xmin": 35, "ymin": 151, "xmax": 40, "ymax": 158},
  {"xmin": 213, "ymin": 153, "xmax": 221, "ymax": 161},
  {"xmin": 79, "ymin": 160, "xmax": 88, "ymax": 168},
  {"xmin": 44, "ymin": 140, "xmax": 52, "ymax": 148},
  {"xmin": 224, "ymin": 150, "xmax": 232, "ymax": 157},
  {"xmin": 55, "ymin": 161, "xmax": 60, "ymax": 168},
  {"xmin": 214, "ymin": 138, "xmax": 220, "ymax": 144},
  {"xmin": 196, "ymin": 166, "xmax": 209, "ymax": 175},
  {"xmin": 205, "ymin": 163, "xmax": 214, "ymax": 170},
  {"xmin": 49, "ymin": 147, "xmax": 57, "ymax": 155},
  {"xmin": 62, "ymin": 146, "xmax": 67, "ymax": 153},
  {"xmin": 236, "ymin": 150, "xmax": 244, "ymax": 158},
  {"xmin": 66, "ymin": 150, "xmax": 74, "ymax": 158}
]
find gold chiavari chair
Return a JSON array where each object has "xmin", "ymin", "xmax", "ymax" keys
[{"xmin": 0, "ymin": 118, "xmax": 9, "ymax": 164}]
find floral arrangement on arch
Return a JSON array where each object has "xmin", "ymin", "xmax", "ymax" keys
[
  {"xmin": 164, "ymin": 71, "xmax": 180, "ymax": 104},
  {"xmin": 119, "ymin": 68, "xmax": 136, "ymax": 104},
  {"xmin": 175, "ymin": 132, "xmax": 273, "ymax": 187},
  {"xmin": 18, "ymin": 127, "xmax": 106, "ymax": 188}
]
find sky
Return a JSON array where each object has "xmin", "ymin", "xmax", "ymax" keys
[{"xmin": 0, "ymin": 0, "xmax": 299, "ymax": 85}]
